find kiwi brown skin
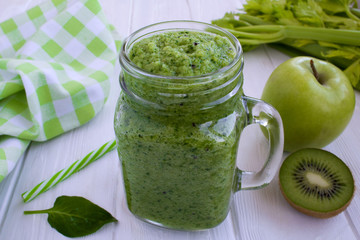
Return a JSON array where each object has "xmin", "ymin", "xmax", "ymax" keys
[{"xmin": 279, "ymin": 148, "xmax": 355, "ymax": 218}]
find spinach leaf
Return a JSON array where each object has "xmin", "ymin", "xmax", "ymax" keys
[{"xmin": 24, "ymin": 196, "xmax": 117, "ymax": 238}]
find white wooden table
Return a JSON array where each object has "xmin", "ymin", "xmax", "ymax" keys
[{"xmin": 0, "ymin": 0, "xmax": 359, "ymax": 239}]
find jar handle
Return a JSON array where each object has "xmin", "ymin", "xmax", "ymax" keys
[{"xmin": 234, "ymin": 96, "xmax": 284, "ymax": 191}]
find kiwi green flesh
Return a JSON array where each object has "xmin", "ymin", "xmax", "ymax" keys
[{"xmin": 279, "ymin": 148, "xmax": 354, "ymax": 218}]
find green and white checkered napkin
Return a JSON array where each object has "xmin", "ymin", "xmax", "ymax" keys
[{"xmin": 0, "ymin": 0, "xmax": 120, "ymax": 182}]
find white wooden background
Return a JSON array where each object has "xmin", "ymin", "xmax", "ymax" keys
[{"xmin": 0, "ymin": 0, "xmax": 359, "ymax": 239}]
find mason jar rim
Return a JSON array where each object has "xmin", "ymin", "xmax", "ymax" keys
[{"xmin": 119, "ymin": 20, "xmax": 243, "ymax": 81}]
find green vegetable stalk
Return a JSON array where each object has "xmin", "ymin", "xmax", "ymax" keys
[{"xmin": 212, "ymin": 0, "xmax": 360, "ymax": 90}]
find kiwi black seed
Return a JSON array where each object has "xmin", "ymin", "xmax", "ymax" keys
[{"xmin": 279, "ymin": 148, "xmax": 354, "ymax": 218}]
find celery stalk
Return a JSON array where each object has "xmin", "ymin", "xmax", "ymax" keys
[
  {"xmin": 344, "ymin": 59, "xmax": 360, "ymax": 89},
  {"xmin": 211, "ymin": 0, "xmax": 360, "ymax": 90},
  {"xmin": 231, "ymin": 25, "xmax": 360, "ymax": 46}
]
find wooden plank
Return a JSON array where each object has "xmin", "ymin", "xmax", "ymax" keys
[
  {"xmin": 100, "ymin": 0, "xmax": 133, "ymax": 37},
  {"xmin": 327, "ymin": 93, "xmax": 360, "ymax": 239}
]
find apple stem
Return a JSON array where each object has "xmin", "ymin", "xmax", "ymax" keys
[{"xmin": 310, "ymin": 59, "xmax": 321, "ymax": 84}]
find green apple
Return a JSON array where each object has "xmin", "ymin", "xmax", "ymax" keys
[{"xmin": 261, "ymin": 56, "xmax": 355, "ymax": 152}]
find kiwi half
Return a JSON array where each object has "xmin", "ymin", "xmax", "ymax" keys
[{"xmin": 279, "ymin": 148, "xmax": 354, "ymax": 218}]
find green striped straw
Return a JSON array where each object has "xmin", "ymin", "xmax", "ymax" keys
[{"xmin": 22, "ymin": 139, "xmax": 117, "ymax": 203}]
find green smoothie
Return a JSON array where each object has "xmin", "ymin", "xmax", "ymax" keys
[
  {"xmin": 129, "ymin": 31, "xmax": 235, "ymax": 76},
  {"xmin": 116, "ymin": 30, "xmax": 244, "ymax": 230}
]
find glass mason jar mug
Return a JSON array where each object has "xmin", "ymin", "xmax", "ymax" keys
[{"xmin": 115, "ymin": 21, "xmax": 284, "ymax": 231}]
